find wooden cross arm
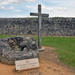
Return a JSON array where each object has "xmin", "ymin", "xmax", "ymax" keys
[
  {"xmin": 30, "ymin": 13, "xmax": 49, "ymax": 17},
  {"xmin": 42, "ymin": 14, "xmax": 49, "ymax": 17},
  {"xmin": 30, "ymin": 13, "xmax": 38, "ymax": 16}
]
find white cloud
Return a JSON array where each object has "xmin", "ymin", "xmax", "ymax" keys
[
  {"xmin": 0, "ymin": 6, "xmax": 14, "ymax": 10},
  {"xmin": 27, "ymin": 4, "xmax": 72, "ymax": 17},
  {"xmin": 0, "ymin": 6, "xmax": 5, "ymax": 9},
  {"xmin": 9, "ymin": 0, "xmax": 36, "ymax": 3},
  {"xmin": 0, "ymin": 5, "xmax": 22, "ymax": 12},
  {"xmin": 42, "ymin": 5, "xmax": 54, "ymax": 12},
  {"xmin": 27, "ymin": 5, "xmax": 37, "ymax": 11},
  {"xmin": 6, "ymin": 6, "xmax": 14, "ymax": 10},
  {"xmin": 58, "ymin": 7, "xmax": 66, "ymax": 11},
  {"xmin": 13, "ymin": 10, "xmax": 22, "ymax": 12},
  {"xmin": 0, "ymin": 2, "xmax": 9, "ymax": 5},
  {"xmin": 9, "ymin": 6, "xmax": 14, "ymax": 10},
  {"xmin": 9, "ymin": 0, "xmax": 19, "ymax": 3},
  {"xmin": 0, "ymin": 0, "xmax": 36, "ymax": 5},
  {"xmin": 27, "ymin": 4, "xmax": 67, "ymax": 13},
  {"xmin": 0, "ymin": 0, "xmax": 75, "ymax": 17},
  {"xmin": 27, "ymin": 6, "xmax": 31, "ymax": 8}
]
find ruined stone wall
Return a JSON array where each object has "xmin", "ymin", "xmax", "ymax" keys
[{"xmin": 0, "ymin": 18, "xmax": 75, "ymax": 36}]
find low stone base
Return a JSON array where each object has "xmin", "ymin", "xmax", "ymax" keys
[
  {"xmin": 1, "ymin": 50, "xmax": 39, "ymax": 65},
  {"xmin": 0, "ymin": 36, "xmax": 39, "ymax": 65}
]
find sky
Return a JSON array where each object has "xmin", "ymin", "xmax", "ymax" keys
[{"xmin": 0, "ymin": 0, "xmax": 75, "ymax": 18}]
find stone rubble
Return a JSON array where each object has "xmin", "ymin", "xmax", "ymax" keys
[{"xmin": 0, "ymin": 36, "xmax": 39, "ymax": 65}]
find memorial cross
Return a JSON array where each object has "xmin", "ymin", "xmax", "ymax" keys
[{"xmin": 30, "ymin": 4, "xmax": 49, "ymax": 49}]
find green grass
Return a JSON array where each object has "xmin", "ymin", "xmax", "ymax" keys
[
  {"xmin": 34, "ymin": 36, "xmax": 75, "ymax": 67},
  {"xmin": 0, "ymin": 34, "xmax": 17, "ymax": 38},
  {"xmin": 0, "ymin": 34, "xmax": 75, "ymax": 67}
]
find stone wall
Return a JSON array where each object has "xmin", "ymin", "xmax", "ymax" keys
[{"xmin": 0, "ymin": 18, "xmax": 75, "ymax": 36}]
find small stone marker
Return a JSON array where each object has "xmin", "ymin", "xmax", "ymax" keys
[{"xmin": 15, "ymin": 58, "xmax": 39, "ymax": 71}]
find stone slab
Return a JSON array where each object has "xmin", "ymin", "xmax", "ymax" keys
[
  {"xmin": 38, "ymin": 48, "xmax": 45, "ymax": 51},
  {"xmin": 15, "ymin": 58, "xmax": 39, "ymax": 70}
]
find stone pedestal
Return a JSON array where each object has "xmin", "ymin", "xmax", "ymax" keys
[{"xmin": 0, "ymin": 36, "xmax": 39, "ymax": 65}]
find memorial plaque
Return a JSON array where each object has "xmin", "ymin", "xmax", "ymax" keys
[{"xmin": 15, "ymin": 58, "xmax": 39, "ymax": 70}]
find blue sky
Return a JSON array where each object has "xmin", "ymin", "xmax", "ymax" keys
[{"xmin": 0, "ymin": 0, "xmax": 75, "ymax": 18}]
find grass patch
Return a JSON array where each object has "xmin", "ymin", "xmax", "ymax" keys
[
  {"xmin": 34, "ymin": 36, "xmax": 75, "ymax": 67},
  {"xmin": 0, "ymin": 34, "xmax": 75, "ymax": 67},
  {"xmin": 0, "ymin": 34, "xmax": 17, "ymax": 38}
]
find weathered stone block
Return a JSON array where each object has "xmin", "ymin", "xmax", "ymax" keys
[{"xmin": 0, "ymin": 36, "xmax": 39, "ymax": 65}]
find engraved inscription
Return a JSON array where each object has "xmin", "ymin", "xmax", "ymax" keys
[{"xmin": 15, "ymin": 58, "xmax": 39, "ymax": 70}]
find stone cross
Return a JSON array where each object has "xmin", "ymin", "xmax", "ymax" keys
[{"xmin": 30, "ymin": 4, "xmax": 49, "ymax": 49}]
